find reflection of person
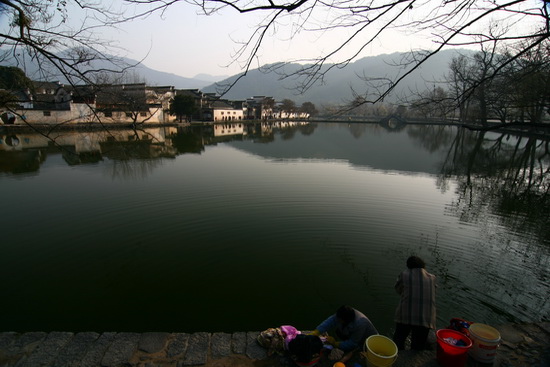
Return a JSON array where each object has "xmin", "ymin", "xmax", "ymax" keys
[
  {"xmin": 393, "ymin": 256, "xmax": 436, "ymax": 350},
  {"xmin": 311, "ymin": 305, "xmax": 378, "ymax": 362}
]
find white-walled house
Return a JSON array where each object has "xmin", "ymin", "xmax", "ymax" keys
[
  {"xmin": 274, "ymin": 110, "xmax": 310, "ymax": 119},
  {"xmin": 1, "ymin": 80, "xmax": 312, "ymax": 125},
  {"xmin": 212, "ymin": 100, "xmax": 244, "ymax": 122},
  {"xmin": 1, "ymin": 83, "xmax": 177, "ymax": 125}
]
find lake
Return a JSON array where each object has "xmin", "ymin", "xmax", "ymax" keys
[{"xmin": 0, "ymin": 121, "xmax": 548, "ymax": 335}]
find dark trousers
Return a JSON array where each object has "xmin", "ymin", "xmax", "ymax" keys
[{"xmin": 393, "ymin": 323, "xmax": 430, "ymax": 350}]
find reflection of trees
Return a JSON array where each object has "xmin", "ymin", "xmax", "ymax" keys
[
  {"xmin": 280, "ymin": 128, "xmax": 297, "ymax": 140},
  {"xmin": 0, "ymin": 123, "xmax": 317, "ymax": 174},
  {"xmin": 246, "ymin": 121, "xmax": 316, "ymax": 143},
  {"xmin": 100, "ymin": 139, "xmax": 171, "ymax": 180},
  {"xmin": 0, "ymin": 150, "xmax": 44, "ymax": 174},
  {"xmin": 170, "ymin": 126, "xmax": 206, "ymax": 154},
  {"xmin": 105, "ymin": 159, "xmax": 163, "ymax": 180},
  {"xmin": 62, "ymin": 148, "xmax": 102, "ymax": 166},
  {"xmin": 348, "ymin": 123, "xmax": 369, "ymax": 139},
  {"xmin": 407, "ymin": 125, "xmax": 550, "ymax": 325},
  {"xmin": 278, "ymin": 122, "xmax": 318, "ymax": 140},
  {"xmin": 407, "ymin": 125, "xmax": 460, "ymax": 154},
  {"xmin": 298, "ymin": 123, "xmax": 317, "ymax": 136},
  {"xmin": 411, "ymin": 125, "xmax": 550, "ymax": 243}
]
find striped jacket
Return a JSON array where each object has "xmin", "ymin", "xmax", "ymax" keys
[{"xmin": 394, "ymin": 268, "xmax": 437, "ymax": 329}]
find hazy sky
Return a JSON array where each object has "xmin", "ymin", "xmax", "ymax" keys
[
  {"xmin": 91, "ymin": 1, "xmax": 437, "ymax": 79},
  {"xmin": 101, "ymin": 0, "xmax": 541, "ymax": 79},
  {"xmin": 1, "ymin": 0, "xmax": 541, "ymax": 80}
]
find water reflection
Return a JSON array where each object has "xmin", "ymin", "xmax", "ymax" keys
[
  {"xmin": 0, "ymin": 122, "xmax": 314, "ymax": 174},
  {"xmin": 2, "ymin": 123, "xmax": 548, "ymax": 230},
  {"xmin": 1, "ymin": 123, "xmax": 549, "ymax": 239},
  {"xmin": 405, "ymin": 125, "xmax": 550, "ymax": 324},
  {"xmin": 1, "ymin": 121, "xmax": 549, "ymax": 331}
]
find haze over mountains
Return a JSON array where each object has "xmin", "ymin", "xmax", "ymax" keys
[
  {"xmin": 161, "ymin": 49, "xmax": 471, "ymax": 105},
  {"xmin": 143, "ymin": 49, "xmax": 473, "ymax": 105},
  {"xmin": 6, "ymin": 49, "xmax": 474, "ymax": 106},
  {"xmin": 7, "ymin": 56, "xmax": 222, "ymax": 90},
  {"xmin": 202, "ymin": 49, "xmax": 475, "ymax": 106}
]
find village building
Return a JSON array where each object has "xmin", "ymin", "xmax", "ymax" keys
[
  {"xmin": 1, "ymin": 79, "xmax": 309, "ymax": 125},
  {"xmin": 174, "ymin": 89, "xmax": 213, "ymax": 121},
  {"xmin": 245, "ymin": 96, "xmax": 275, "ymax": 120},
  {"xmin": 94, "ymin": 83, "xmax": 175, "ymax": 124},
  {"xmin": 212, "ymin": 100, "xmax": 244, "ymax": 122}
]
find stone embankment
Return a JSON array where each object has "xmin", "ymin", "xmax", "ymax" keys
[{"xmin": 0, "ymin": 323, "xmax": 548, "ymax": 367}]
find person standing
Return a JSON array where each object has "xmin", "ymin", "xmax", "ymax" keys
[{"xmin": 393, "ymin": 256, "xmax": 437, "ymax": 350}]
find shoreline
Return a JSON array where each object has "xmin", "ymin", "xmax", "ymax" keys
[{"xmin": 1, "ymin": 322, "xmax": 548, "ymax": 367}]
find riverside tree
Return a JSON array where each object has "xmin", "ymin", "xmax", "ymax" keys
[
  {"xmin": 3, "ymin": 0, "xmax": 548, "ymax": 124},
  {"xmin": 0, "ymin": 0, "xmax": 130, "ymax": 87},
  {"xmin": 170, "ymin": 94, "xmax": 197, "ymax": 122},
  {"xmin": 300, "ymin": 101, "xmax": 317, "ymax": 116},
  {"xmin": 430, "ymin": 38, "xmax": 550, "ymax": 124},
  {"xmin": 0, "ymin": 66, "xmax": 33, "ymax": 109},
  {"xmin": 280, "ymin": 99, "xmax": 296, "ymax": 114}
]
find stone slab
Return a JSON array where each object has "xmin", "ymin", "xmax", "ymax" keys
[
  {"xmin": 101, "ymin": 332, "xmax": 140, "ymax": 367},
  {"xmin": 79, "ymin": 332, "xmax": 117, "ymax": 367},
  {"xmin": 181, "ymin": 332, "xmax": 209, "ymax": 366},
  {"xmin": 15, "ymin": 331, "xmax": 73, "ymax": 367},
  {"xmin": 53, "ymin": 332, "xmax": 100, "ymax": 367},
  {"xmin": 6, "ymin": 332, "xmax": 47, "ymax": 356},
  {"xmin": 139, "ymin": 332, "xmax": 170, "ymax": 354},
  {"xmin": 245, "ymin": 332, "xmax": 266, "ymax": 360},
  {"xmin": 231, "ymin": 332, "xmax": 247, "ymax": 355},
  {"xmin": 210, "ymin": 333, "xmax": 232, "ymax": 359},
  {"xmin": 498, "ymin": 324, "xmax": 525, "ymax": 345},
  {"xmin": 166, "ymin": 333, "xmax": 188, "ymax": 359},
  {"xmin": 539, "ymin": 322, "xmax": 550, "ymax": 335},
  {"xmin": 0, "ymin": 332, "xmax": 18, "ymax": 350}
]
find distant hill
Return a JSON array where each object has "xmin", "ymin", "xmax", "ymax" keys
[
  {"xmin": 202, "ymin": 49, "xmax": 476, "ymax": 106},
  {"xmin": 3, "ymin": 48, "xmax": 476, "ymax": 105},
  {"xmin": 193, "ymin": 73, "xmax": 230, "ymax": 83},
  {"xmin": 129, "ymin": 63, "xmax": 214, "ymax": 89},
  {"xmin": 2, "ymin": 53, "xmax": 214, "ymax": 89}
]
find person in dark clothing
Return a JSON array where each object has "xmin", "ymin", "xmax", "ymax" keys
[{"xmin": 311, "ymin": 305, "xmax": 378, "ymax": 362}]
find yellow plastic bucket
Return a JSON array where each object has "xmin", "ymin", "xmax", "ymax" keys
[
  {"xmin": 468, "ymin": 323, "xmax": 501, "ymax": 363},
  {"xmin": 362, "ymin": 335, "xmax": 398, "ymax": 367}
]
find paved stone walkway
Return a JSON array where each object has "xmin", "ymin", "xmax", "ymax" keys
[{"xmin": 0, "ymin": 323, "xmax": 548, "ymax": 367}]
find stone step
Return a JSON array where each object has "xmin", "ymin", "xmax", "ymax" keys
[
  {"xmin": 0, "ymin": 323, "xmax": 548, "ymax": 367},
  {"xmin": 0, "ymin": 331, "xmax": 267, "ymax": 367}
]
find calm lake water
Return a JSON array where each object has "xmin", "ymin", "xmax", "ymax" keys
[{"xmin": 0, "ymin": 121, "xmax": 548, "ymax": 335}]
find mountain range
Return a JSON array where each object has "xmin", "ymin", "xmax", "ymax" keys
[
  {"xmin": 5, "ymin": 48, "xmax": 475, "ymax": 106},
  {"xmin": 204, "ymin": 49, "xmax": 474, "ymax": 106},
  {"xmin": 3, "ymin": 53, "xmax": 223, "ymax": 90}
]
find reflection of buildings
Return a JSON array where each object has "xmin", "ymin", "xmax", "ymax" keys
[
  {"xmin": 213, "ymin": 123, "xmax": 245, "ymax": 137},
  {"xmin": 0, "ymin": 127, "xmax": 177, "ymax": 152},
  {"xmin": 0, "ymin": 121, "xmax": 312, "ymax": 174},
  {"xmin": 212, "ymin": 121, "xmax": 310, "ymax": 138},
  {"xmin": 0, "ymin": 127, "xmax": 179, "ymax": 173}
]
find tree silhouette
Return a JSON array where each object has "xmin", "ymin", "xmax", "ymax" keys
[
  {"xmin": 1, "ymin": 0, "xmax": 133, "ymax": 87},
  {"xmin": 170, "ymin": 95, "xmax": 197, "ymax": 122},
  {"xmin": 124, "ymin": 0, "xmax": 549, "ymax": 104}
]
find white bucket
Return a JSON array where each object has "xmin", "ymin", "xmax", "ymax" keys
[{"xmin": 468, "ymin": 323, "xmax": 501, "ymax": 363}]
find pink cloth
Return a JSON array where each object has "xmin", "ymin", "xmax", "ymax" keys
[{"xmin": 281, "ymin": 325, "xmax": 301, "ymax": 349}]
